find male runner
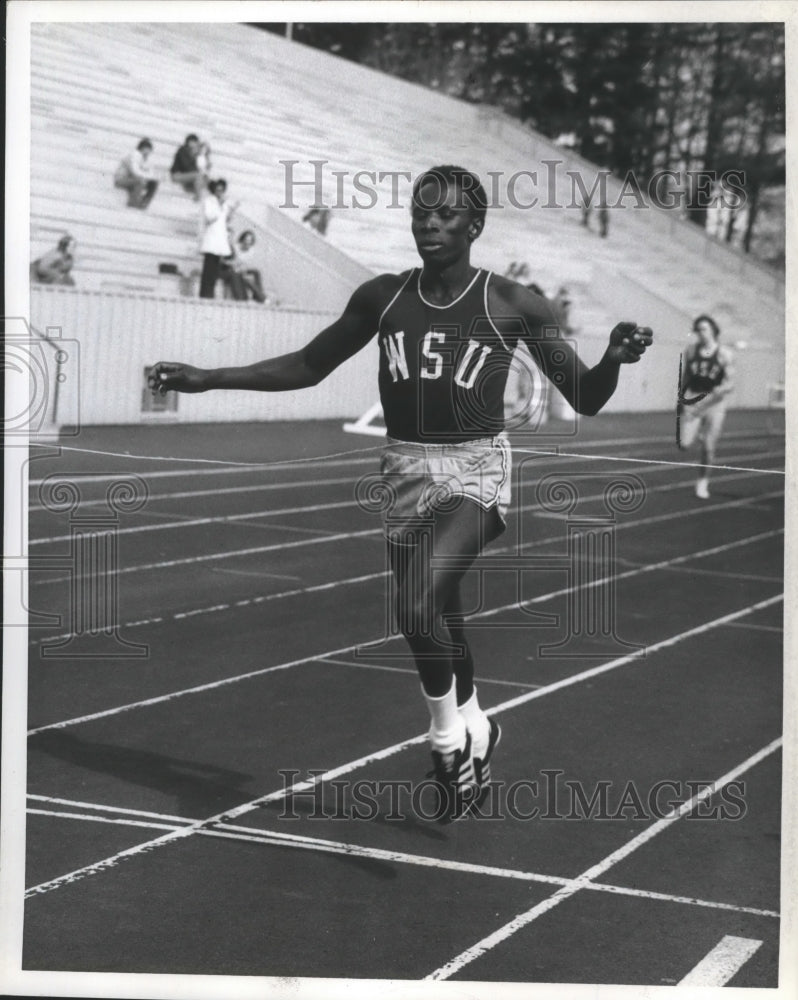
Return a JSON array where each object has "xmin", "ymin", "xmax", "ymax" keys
[
  {"xmin": 150, "ymin": 165, "xmax": 653, "ymax": 820},
  {"xmin": 678, "ymin": 314, "xmax": 735, "ymax": 499}
]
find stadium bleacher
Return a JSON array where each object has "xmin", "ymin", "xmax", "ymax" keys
[{"xmin": 28, "ymin": 20, "xmax": 785, "ymax": 420}]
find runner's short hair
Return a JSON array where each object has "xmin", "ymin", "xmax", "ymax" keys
[
  {"xmin": 412, "ymin": 165, "xmax": 488, "ymax": 225},
  {"xmin": 692, "ymin": 314, "xmax": 720, "ymax": 338}
]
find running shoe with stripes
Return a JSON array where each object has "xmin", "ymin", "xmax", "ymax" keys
[
  {"xmin": 473, "ymin": 717, "xmax": 502, "ymax": 802},
  {"xmin": 427, "ymin": 729, "xmax": 479, "ymax": 822}
]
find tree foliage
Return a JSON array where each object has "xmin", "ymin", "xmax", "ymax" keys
[{"xmin": 254, "ymin": 22, "xmax": 785, "ymax": 262}]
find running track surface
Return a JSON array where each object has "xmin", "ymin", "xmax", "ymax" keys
[{"xmin": 18, "ymin": 410, "xmax": 786, "ymax": 989}]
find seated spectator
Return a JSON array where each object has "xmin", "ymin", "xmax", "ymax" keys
[
  {"xmin": 31, "ymin": 235, "xmax": 76, "ymax": 286},
  {"xmin": 170, "ymin": 134, "xmax": 204, "ymax": 200},
  {"xmin": 222, "ymin": 230, "xmax": 266, "ymax": 303},
  {"xmin": 199, "ymin": 179, "xmax": 239, "ymax": 299},
  {"xmin": 302, "ymin": 206, "xmax": 331, "ymax": 236},
  {"xmin": 114, "ymin": 138, "xmax": 159, "ymax": 209}
]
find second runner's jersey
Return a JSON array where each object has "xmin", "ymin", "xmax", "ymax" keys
[
  {"xmin": 683, "ymin": 344, "xmax": 730, "ymax": 395},
  {"xmin": 377, "ymin": 268, "xmax": 517, "ymax": 442}
]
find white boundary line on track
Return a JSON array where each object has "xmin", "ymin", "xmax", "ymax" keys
[
  {"xmin": 426, "ymin": 737, "xmax": 782, "ymax": 981},
  {"xmin": 725, "ymin": 621, "xmax": 783, "ymax": 634},
  {"xmin": 678, "ymin": 935, "xmax": 763, "ymax": 986},
  {"xmin": 320, "ymin": 658, "xmax": 543, "ymax": 690},
  {"xmin": 28, "ymin": 445, "xmax": 785, "ymax": 547},
  {"xmin": 27, "ymin": 474, "xmax": 360, "ymax": 513},
  {"xmin": 471, "ymin": 528, "xmax": 784, "ymax": 623},
  {"xmin": 24, "ymin": 593, "xmax": 782, "ymax": 897},
  {"xmin": 515, "ymin": 448, "xmax": 785, "ymax": 476},
  {"xmin": 28, "ymin": 442, "xmax": 386, "ymax": 469},
  {"xmin": 25, "ymin": 797, "xmax": 779, "ymax": 922},
  {"xmin": 29, "ymin": 498, "xmax": 360, "ymax": 546}
]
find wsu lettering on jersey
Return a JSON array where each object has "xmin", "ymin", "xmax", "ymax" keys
[{"xmin": 377, "ymin": 269, "xmax": 516, "ymax": 442}]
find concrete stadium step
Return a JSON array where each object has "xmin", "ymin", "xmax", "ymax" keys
[{"xmin": 29, "ymin": 19, "xmax": 782, "ymax": 353}]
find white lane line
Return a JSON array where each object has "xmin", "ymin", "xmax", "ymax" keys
[
  {"xmin": 471, "ymin": 529, "xmax": 783, "ymax": 623},
  {"xmin": 28, "ymin": 443, "xmax": 385, "ymax": 471},
  {"xmin": 678, "ymin": 935, "xmax": 763, "ymax": 986},
  {"xmin": 25, "ymin": 429, "xmax": 780, "ymax": 486},
  {"xmin": 654, "ymin": 564, "xmax": 783, "ymax": 584},
  {"xmin": 26, "ymin": 640, "xmax": 379, "ymax": 736},
  {"xmin": 516, "ymin": 448, "xmax": 784, "ymax": 476},
  {"xmin": 28, "ymin": 474, "xmax": 359, "ymax": 512},
  {"xmin": 29, "ymin": 446, "xmax": 784, "ymax": 547},
  {"xmin": 28, "ymin": 470, "xmax": 784, "ymax": 588},
  {"xmin": 427, "ymin": 738, "xmax": 781, "ymax": 981},
  {"xmin": 26, "ymin": 794, "xmax": 197, "ymax": 825},
  {"xmin": 24, "ymin": 597, "xmax": 781, "ymax": 896},
  {"xmin": 480, "ymin": 594, "xmax": 782, "ymax": 718},
  {"xmin": 31, "ymin": 527, "xmax": 383, "ymax": 586},
  {"xmin": 26, "ymin": 456, "xmax": 379, "ymax": 486},
  {"xmin": 27, "ymin": 528, "xmax": 377, "ymax": 584},
  {"xmin": 26, "ymin": 536, "xmax": 783, "ymax": 733},
  {"xmin": 725, "ymin": 621, "xmax": 783, "ymax": 634},
  {"xmin": 319, "ymin": 658, "xmax": 542, "ymax": 691},
  {"xmin": 26, "ymin": 809, "xmax": 182, "ymax": 834},
  {"xmin": 24, "ymin": 803, "xmax": 780, "ymax": 920},
  {"xmin": 28, "ymin": 511, "xmax": 783, "ymax": 648},
  {"xmin": 29, "ymin": 569, "xmax": 390, "ymax": 645},
  {"xmin": 29, "ymin": 499, "xmax": 361, "ymax": 546}
]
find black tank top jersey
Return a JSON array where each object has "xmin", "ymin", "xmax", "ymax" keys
[
  {"xmin": 683, "ymin": 344, "xmax": 727, "ymax": 394},
  {"xmin": 377, "ymin": 268, "xmax": 517, "ymax": 442}
]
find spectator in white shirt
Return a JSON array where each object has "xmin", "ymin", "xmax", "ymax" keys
[
  {"xmin": 199, "ymin": 179, "xmax": 238, "ymax": 299},
  {"xmin": 114, "ymin": 138, "xmax": 159, "ymax": 209}
]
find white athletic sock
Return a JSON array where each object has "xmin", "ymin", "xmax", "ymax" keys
[
  {"xmin": 695, "ymin": 477, "xmax": 710, "ymax": 498},
  {"xmin": 422, "ymin": 681, "xmax": 467, "ymax": 755},
  {"xmin": 459, "ymin": 688, "xmax": 491, "ymax": 759}
]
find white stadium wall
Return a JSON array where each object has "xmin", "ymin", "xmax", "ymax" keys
[
  {"xmin": 588, "ymin": 264, "xmax": 785, "ymax": 412},
  {"xmin": 30, "ymin": 281, "xmax": 781, "ymax": 433},
  {"xmin": 30, "ymin": 287, "xmax": 378, "ymax": 428}
]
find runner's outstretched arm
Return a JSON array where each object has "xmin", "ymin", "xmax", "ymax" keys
[
  {"xmin": 149, "ymin": 278, "xmax": 390, "ymax": 395},
  {"xmin": 495, "ymin": 281, "xmax": 653, "ymax": 416}
]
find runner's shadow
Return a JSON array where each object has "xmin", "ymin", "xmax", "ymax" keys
[{"xmin": 29, "ymin": 730, "xmax": 256, "ymax": 817}]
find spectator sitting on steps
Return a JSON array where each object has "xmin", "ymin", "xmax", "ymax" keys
[
  {"xmin": 222, "ymin": 230, "xmax": 267, "ymax": 303},
  {"xmin": 31, "ymin": 235, "xmax": 76, "ymax": 286},
  {"xmin": 114, "ymin": 138, "xmax": 159, "ymax": 209},
  {"xmin": 170, "ymin": 133, "xmax": 205, "ymax": 200}
]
